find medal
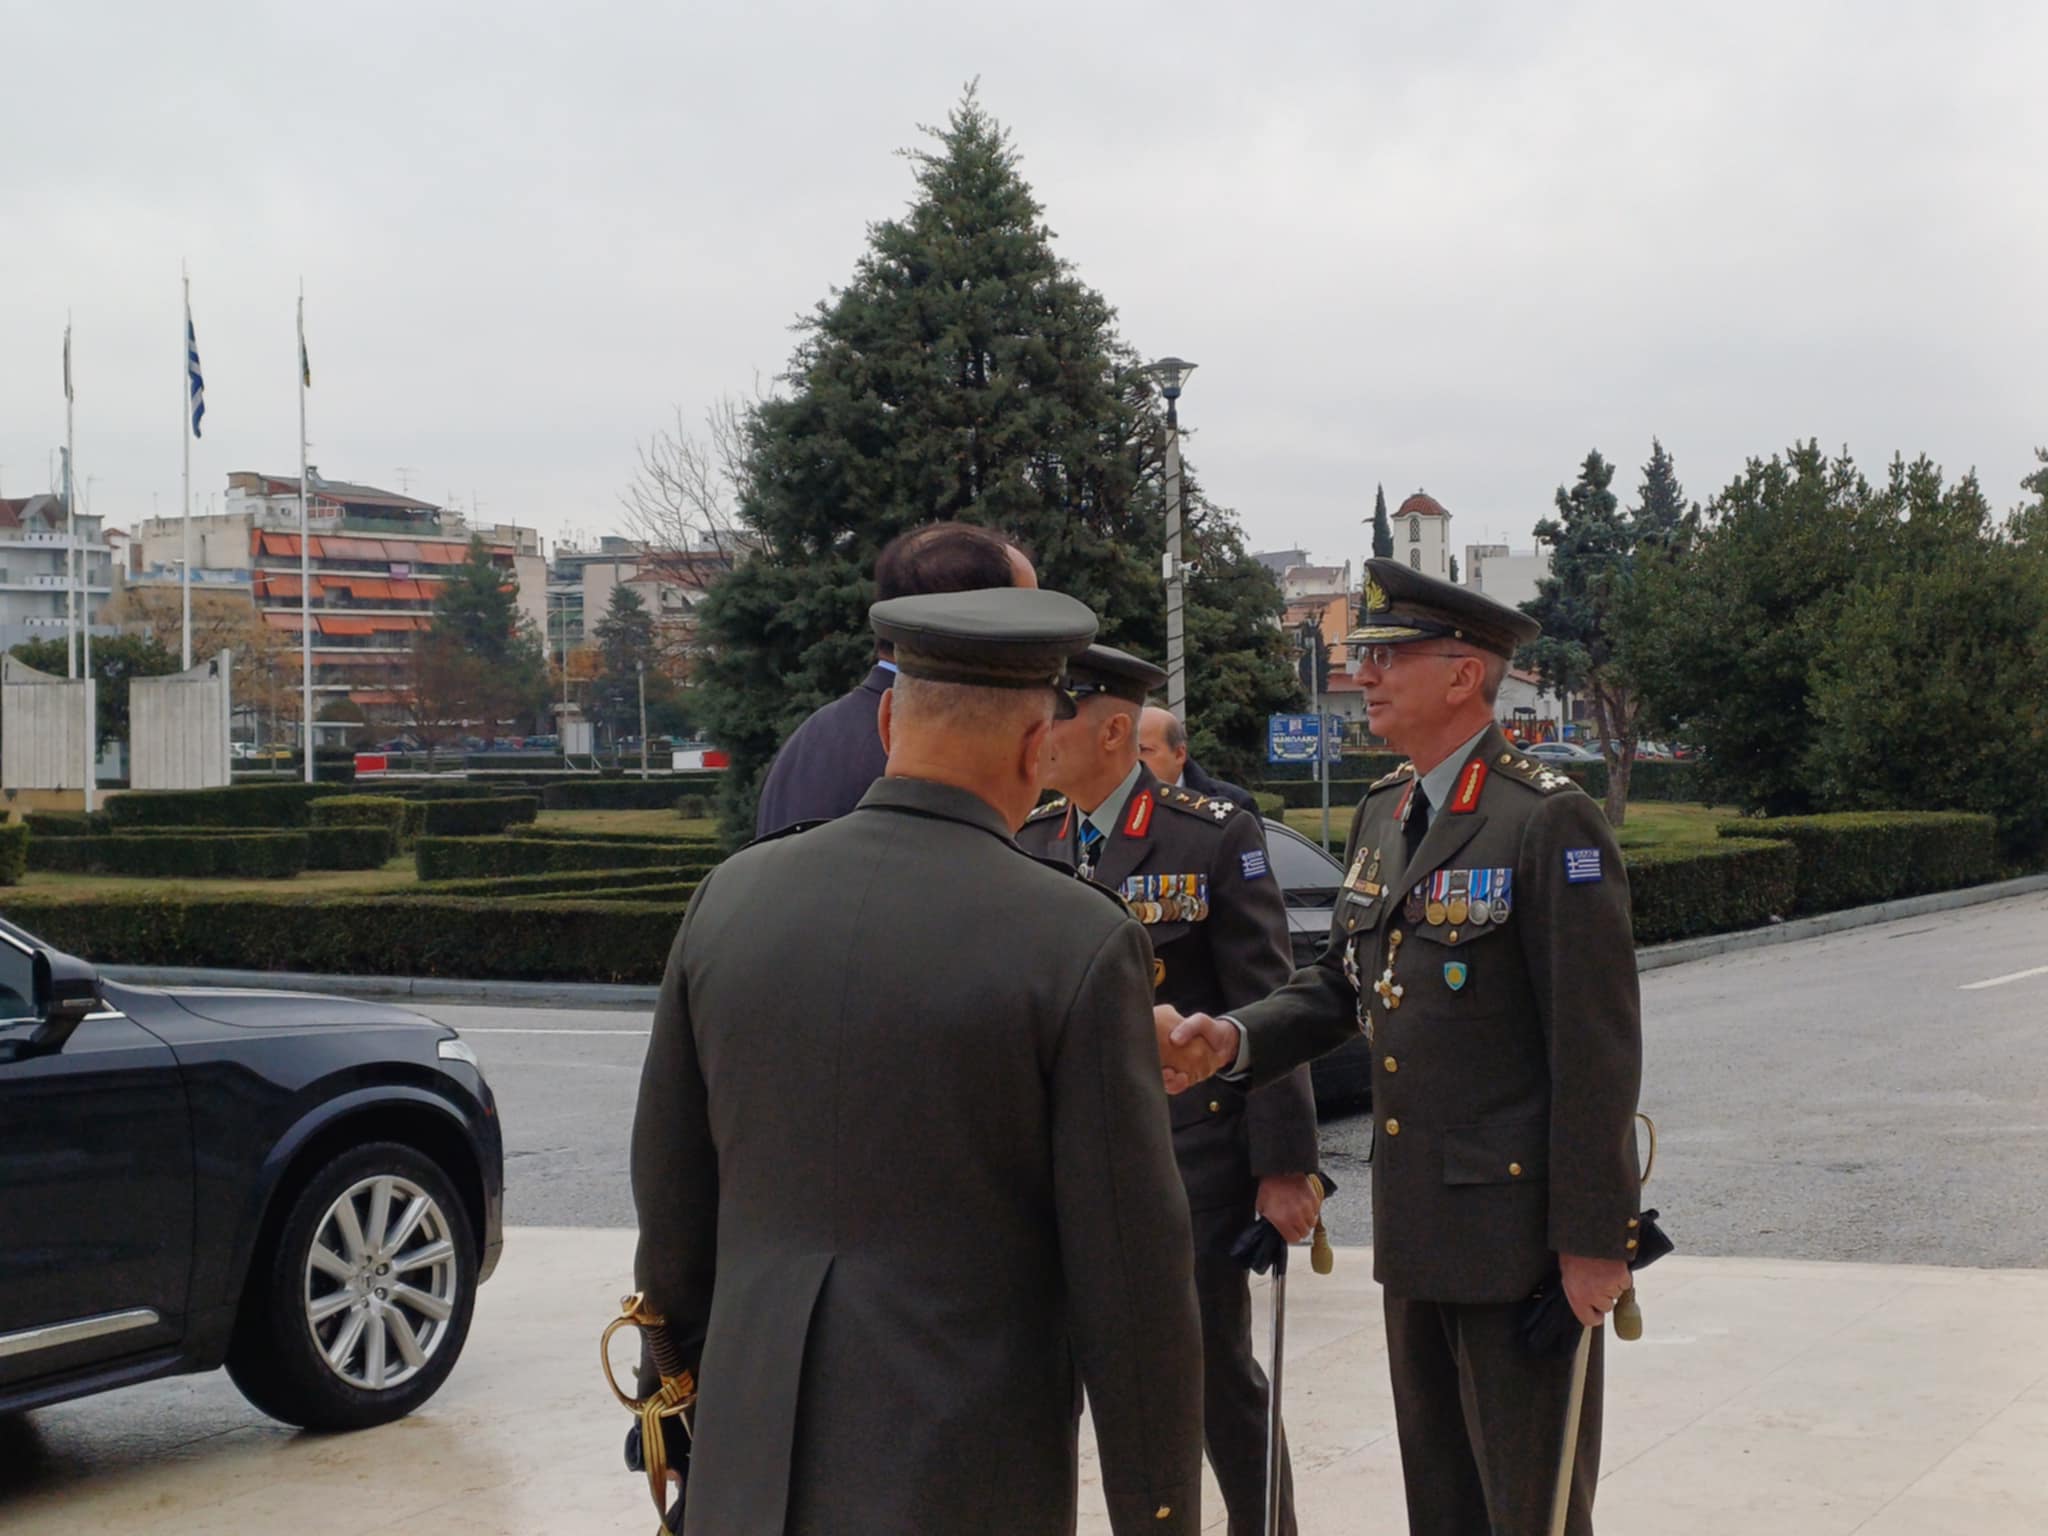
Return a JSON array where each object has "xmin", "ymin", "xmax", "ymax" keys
[
  {"xmin": 1494, "ymin": 869, "xmax": 1514, "ymax": 920},
  {"xmin": 1447, "ymin": 869, "xmax": 1470, "ymax": 927},
  {"xmin": 1404, "ymin": 884, "xmax": 1425, "ymax": 924},
  {"xmin": 1425, "ymin": 871, "xmax": 1449, "ymax": 927},
  {"xmin": 1468, "ymin": 868, "xmax": 1492, "ymax": 926}
]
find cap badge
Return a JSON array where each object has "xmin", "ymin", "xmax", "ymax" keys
[{"xmin": 1364, "ymin": 574, "xmax": 1388, "ymax": 615}]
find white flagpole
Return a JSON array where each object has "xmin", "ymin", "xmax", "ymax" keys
[
  {"xmin": 64, "ymin": 319, "xmax": 76, "ymax": 679},
  {"xmin": 299, "ymin": 284, "xmax": 314, "ymax": 784},
  {"xmin": 67, "ymin": 318, "xmax": 96, "ymax": 813},
  {"xmin": 182, "ymin": 264, "xmax": 193, "ymax": 669}
]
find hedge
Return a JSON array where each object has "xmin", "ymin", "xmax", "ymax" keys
[
  {"xmin": 541, "ymin": 779, "xmax": 714, "ymax": 811},
  {"xmin": 0, "ymin": 892, "xmax": 682, "ymax": 984},
  {"xmin": 303, "ymin": 825, "xmax": 397, "ymax": 871},
  {"xmin": 107, "ymin": 783, "xmax": 349, "ymax": 828},
  {"xmin": 0, "ymin": 824, "xmax": 26, "ymax": 886},
  {"xmin": 414, "ymin": 835, "xmax": 721, "ymax": 882},
  {"xmin": 1626, "ymin": 839, "xmax": 1797, "ymax": 944},
  {"xmin": 1258, "ymin": 753, "xmax": 1405, "ymax": 783},
  {"xmin": 415, "ymin": 796, "xmax": 540, "ymax": 837},
  {"xmin": 531, "ymin": 880, "xmax": 700, "ymax": 904},
  {"xmin": 26, "ymin": 832, "xmax": 309, "ymax": 879},
  {"xmin": 1715, "ymin": 812, "xmax": 1997, "ymax": 915},
  {"xmin": 311, "ymin": 795, "xmax": 421, "ymax": 846},
  {"xmin": 22, "ymin": 812, "xmax": 107, "ymax": 839},
  {"xmin": 510, "ymin": 826, "xmax": 723, "ymax": 852},
  {"xmin": 415, "ymin": 866, "xmax": 688, "ymax": 899}
]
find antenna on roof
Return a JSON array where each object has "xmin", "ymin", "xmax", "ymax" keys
[{"xmin": 394, "ymin": 466, "xmax": 416, "ymax": 494}]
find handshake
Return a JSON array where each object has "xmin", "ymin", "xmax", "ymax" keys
[{"xmin": 1152, "ymin": 1006, "xmax": 1242, "ymax": 1094}]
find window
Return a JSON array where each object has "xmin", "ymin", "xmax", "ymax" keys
[
  {"xmin": 1410, "ymin": 550, "xmax": 1422, "ymax": 570},
  {"xmin": 0, "ymin": 933, "xmax": 36, "ymax": 1022},
  {"xmin": 1408, "ymin": 519, "xmax": 1420, "ymax": 544}
]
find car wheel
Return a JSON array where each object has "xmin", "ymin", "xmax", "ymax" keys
[{"xmin": 227, "ymin": 1141, "xmax": 477, "ymax": 1431}]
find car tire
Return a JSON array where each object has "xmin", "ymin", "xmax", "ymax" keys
[{"xmin": 226, "ymin": 1141, "xmax": 477, "ymax": 1431}]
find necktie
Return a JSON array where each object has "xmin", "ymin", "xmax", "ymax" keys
[
  {"xmin": 1403, "ymin": 783, "xmax": 1431, "ymax": 866},
  {"xmin": 1078, "ymin": 821, "xmax": 1103, "ymax": 880}
]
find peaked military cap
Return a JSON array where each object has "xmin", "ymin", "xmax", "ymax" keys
[
  {"xmin": 1065, "ymin": 643, "xmax": 1168, "ymax": 705},
  {"xmin": 1347, "ymin": 556, "xmax": 1541, "ymax": 659},
  {"xmin": 870, "ymin": 588, "xmax": 1098, "ymax": 697}
]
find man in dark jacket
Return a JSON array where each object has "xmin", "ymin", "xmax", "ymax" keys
[
  {"xmin": 1139, "ymin": 705, "xmax": 1258, "ymax": 816},
  {"xmin": 634, "ymin": 589, "xmax": 1205, "ymax": 1535},
  {"xmin": 753, "ymin": 522, "xmax": 1035, "ymax": 835}
]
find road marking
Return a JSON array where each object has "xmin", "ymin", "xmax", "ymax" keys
[
  {"xmin": 458, "ymin": 1026, "xmax": 652, "ymax": 1036},
  {"xmin": 1960, "ymin": 965, "xmax": 2048, "ymax": 992}
]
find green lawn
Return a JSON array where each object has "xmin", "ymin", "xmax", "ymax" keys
[
  {"xmin": 1282, "ymin": 800, "xmax": 1733, "ymax": 852},
  {"xmin": 536, "ymin": 808, "xmax": 718, "ymax": 838}
]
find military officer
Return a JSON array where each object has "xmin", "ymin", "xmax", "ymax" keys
[
  {"xmin": 1162, "ymin": 559, "xmax": 1643, "ymax": 1536},
  {"xmin": 632, "ymin": 587, "xmax": 1204, "ymax": 1536},
  {"xmin": 1017, "ymin": 645, "xmax": 1319, "ymax": 1536}
]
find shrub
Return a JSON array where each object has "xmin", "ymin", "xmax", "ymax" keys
[
  {"xmin": 1253, "ymin": 791, "xmax": 1284, "ymax": 817},
  {"xmin": 676, "ymin": 794, "xmax": 713, "ymax": 820},
  {"xmin": 510, "ymin": 826, "xmax": 722, "ymax": 851},
  {"xmin": 415, "ymin": 866, "xmax": 688, "ymax": 898},
  {"xmin": 0, "ymin": 892, "xmax": 682, "ymax": 984},
  {"xmin": 1714, "ymin": 811, "xmax": 1997, "ymax": 914},
  {"xmin": 1259, "ymin": 753, "xmax": 1406, "ymax": 784},
  {"xmin": 0, "ymin": 824, "xmax": 26, "ymax": 886},
  {"xmin": 1621, "ymin": 759, "xmax": 1703, "ymax": 802},
  {"xmin": 107, "ymin": 783, "xmax": 348, "ymax": 828},
  {"xmin": 415, "ymin": 796, "xmax": 541, "ymax": 837},
  {"xmin": 22, "ymin": 812, "xmax": 108, "ymax": 839},
  {"xmin": 312, "ymin": 795, "xmax": 419, "ymax": 847},
  {"xmin": 414, "ymin": 835, "xmax": 720, "ymax": 882},
  {"xmin": 303, "ymin": 825, "xmax": 396, "ymax": 870},
  {"xmin": 542, "ymin": 779, "xmax": 714, "ymax": 811},
  {"xmin": 530, "ymin": 881, "xmax": 700, "ymax": 904},
  {"xmin": 1626, "ymin": 839, "xmax": 1797, "ymax": 944},
  {"xmin": 26, "ymin": 832, "xmax": 309, "ymax": 879}
]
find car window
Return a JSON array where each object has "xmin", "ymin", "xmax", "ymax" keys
[
  {"xmin": 0, "ymin": 936, "xmax": 35, "ymax": 1022},
  {"xmin": 1262, "ymin": 822, "xmax": 1345, "ymax": 908}
]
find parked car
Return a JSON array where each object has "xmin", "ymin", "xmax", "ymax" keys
[
  {"xmin": 1260, "ymin": 819, "xmax": 1372, "ymax": 1115},
  {"xmin": 0, "ymin": 918, "xmax": 503, "ymax": 1430},
  {"xmin": 1526, "ymin": 740, "xmax": 1603, "ymax": 763}
]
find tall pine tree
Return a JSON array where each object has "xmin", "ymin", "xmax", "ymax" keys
[
  {"xmin": 419, "ymin": 537, "xmax": 548, "ymax": 739},
  {"xmin": 1370, "ymin": 484, "xmax": 1394, "ymax": 559},
  {"xmin": 693, "ymin": 87, "xmax": 1297, "ymax": 842}
]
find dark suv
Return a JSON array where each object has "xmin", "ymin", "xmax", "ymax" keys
[{"xmin": 0, "ymin": 918, "xmax": 503, "ymax": 1430}]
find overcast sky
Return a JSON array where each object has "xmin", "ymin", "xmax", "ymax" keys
[{"xmin": 5, "ymin": 2, "xmax": 2042, "ymax": 567}]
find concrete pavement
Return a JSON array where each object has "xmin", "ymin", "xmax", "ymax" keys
[{"xmin": 6, "ymin": 1229, "xmax": 2046, "ymax": 1534}]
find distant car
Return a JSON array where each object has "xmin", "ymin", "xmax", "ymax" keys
[
  {"xmin": 1526, "ymin": 741, "xmax": 1602, "ymax": 763},
  {"xmin": 1260, "ymin": 819, "xmax": 1371, "ymax": 1115},
  {"xmin": 0, "ymin": 917, "xmax": 503, "ymax": 1430}
]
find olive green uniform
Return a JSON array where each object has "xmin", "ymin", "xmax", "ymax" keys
[
  {"xmin": 630, "ymin": 777, "xmax": 1204, "ymax": 1535},
  {"xmin": 1019, "ymin": 764, "xmax": 1317, "ymax": 1536},
  {"xmin": 1233, "ymin": 725, "xmax": 1642, "ymax": 1535}
]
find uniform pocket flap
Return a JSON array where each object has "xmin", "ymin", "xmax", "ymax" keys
[{"xmin": 1443, "ymin": 1116, "xmax": 1547, "ymax": 1185}]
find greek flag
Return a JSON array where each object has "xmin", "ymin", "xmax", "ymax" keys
[
  {"xmin": 298, "ymin": 295, "xmax": 311, "ymax": 388},
  {"xmin": 186, "ymin": 306, "xmax": 205, "ymax": 438}
]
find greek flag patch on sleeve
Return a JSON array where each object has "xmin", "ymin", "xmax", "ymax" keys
[
  {"xmin": 1563, "ymin": 848, "xmax": 1603, "ymax": 884},
  {"xmin": 1240, "ymin": 849, "xmax": 1270, "ymax": 881}
]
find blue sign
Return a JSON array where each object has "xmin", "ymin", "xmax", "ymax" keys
[{"xmin": 1267, "ymin": 714, "xmax": 1345, "ymax": 765}]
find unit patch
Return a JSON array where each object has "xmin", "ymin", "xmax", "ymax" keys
[
  {"xmin": 1564, "ymin": 848, "xmax": 1604, "ymax": 884},
  {"xmin": 1239, "ymin": 848, "xmax": 1270, "ymax": 881},
  {"xmin": 1443, "ymin": 961, "xmax": 1469, "ymax": 992}
]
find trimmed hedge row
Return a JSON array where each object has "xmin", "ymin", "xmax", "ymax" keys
[
  {"xmin": 0, "ymin": 823, "xmax": 25, "ymax": 886},
  {"xmin": 312, "ymin": 795, "xmax": 420, "ymax": 845},
  {"xmin": 304, "ymin": 826, "xmax": 397, "ymax": 870},
  {"xmin": 531, "ymin": 880, "xmax": 701, "ymax": 904},
  {"xmin": 1626, "ymin": 839, "xmax": 1798, "ymax": 944},
  {"xmin": 510, "ymin": 826, "xmax": 722, "ymax": 852},
  {"xmin": 23, "ymin": 812, "xmax": 106, "ymax": 839},
  {"xmin": 415, "ymin": 866, "xmax": 687, "ymax": 899},
  {"xmin": 415, "ymin": 796, "xmax": 540, "ymax": 837},
  {"xmin": 414, "ymin": 835, "xmax": 720, "ymax": 882},
  {"xmin": 1258, "ymin": 753, "xmax": 1405, "ymax": 783},
  {"xmin": 540, "ymin": 779, "xmax": 711, "ymax": 811},
  {"xmin": 108, "ymin": 783, "xmax": 351, "ymax": 828},
  {"xmin": 1715, "ymin": 812, "xmax": 1997, "ymax": 914},
  {"xmin": 0, "ymin": 893, "xmax": 682, "ymax": 984},
  {"xmin": 27, "ymin": 832, "xmax": 309, "ymax": 879}
]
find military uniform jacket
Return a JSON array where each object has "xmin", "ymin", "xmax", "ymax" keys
[
  {"xmin": 1233, "ymin": 725, "xmax": 1643, "ymax": 1304},
  {"xmin": 753, "ymin": 663, "xmax": 892, "ymax": 836},
  {"xmin": 632, "ymin": 775, "xmax": 1204, "ymax": 1536},
  {"xmin": 1018, "ymin": 765, "xmax": 1319, "ymax": 1254}
]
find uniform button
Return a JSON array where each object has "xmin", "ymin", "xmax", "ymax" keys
[
  {"xmin": 1625, "ymin": 1238, "xmax": 1639, "ymax": 1251},
  {"xmin": 1627, "ymin": 1217, "xmax": 1640, "ymax": 1229},
  {"xmin": 1156, "ymin": 1507, "xmax": 1172, "ymax": 1520},
  {"xmin": 1384, "ymin": 1118, "xmax": 1401, "ymax": 1136},
  {"xmin": 1448, "ymin": 929, "xmax": 1460, "ymax": 942},
  {"xmin": 1509, "ymin": 1162, "xmax": 1523, "ymax": 1177},
  {"xmin": 1382, "ymin": 1056, "xmax": 1398, "ymax": 1073},
  {"xmin": 1208, "ymin": 1100, "xmax": 1221, "ymax": 1113},
  {"xmin": 1498, "ymin": 753, "xmax": 1513, "ymax": 765}
]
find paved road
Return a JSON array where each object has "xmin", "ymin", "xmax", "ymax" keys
[{"xmin": 431, "ymin": 891, "xmax": 2048, "ymax": 1266}]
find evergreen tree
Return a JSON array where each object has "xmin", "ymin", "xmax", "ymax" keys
[
  {"xmin": 1448, "ymin": 554, "xmax": 1460, "ymax": 584},
  {"xmin": 590, "ymin": 583, "xmax": 686, "ymax": 744},
  {"xmin": 1371, "ymin": 484, "xmax": 1394, "ymax": 559},
  {"xmin": 2006, "ymin": 447, "xmax": 2048, "ymax": 549},
  {"xmin": 421, "ymin": 537, "xmax": 548, "ymax": 737},
  {"xmin": 691, "ymin": 86, "xmax": 1297, "ymax": 840},
  {"xmin": 1522, "ymin": 446, "xmax": 1691, "ymax": 825}
]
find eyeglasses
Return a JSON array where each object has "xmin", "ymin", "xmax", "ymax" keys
[{"xmin": 1358, "ymin": 645, "xmax": 1471, "ymax": 671}]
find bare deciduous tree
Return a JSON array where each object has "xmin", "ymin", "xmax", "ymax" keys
[{"xmin": 618, "ymin": 392, "xmax": 761, "ymax": 562}]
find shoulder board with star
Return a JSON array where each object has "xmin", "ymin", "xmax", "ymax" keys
[
  {"xmin": 1155, "ymin": 782, "xmax": 1245, "ymax": 826},
  {"xmin": 1491, "ymin": 751, "xmax": 1586, "ymax": 796},
  {"xmin": 1367, "ymin": 761, "xmax": 1417, "ymax": 793},
  {"xmin": 739, "ymin": 817, "xmax": 828, "ymax": 851},
  {"xmin": 1025, "ymin": 795, "xmax": 1070, "ymax": 823}
]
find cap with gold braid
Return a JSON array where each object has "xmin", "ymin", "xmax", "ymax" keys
[
  {"xmin": 870, "ymin": 587, "xmax": 1098, "ymax": 695},
  {"xmin": 1347, "ymin": 556, "xmax": 1541, "ymax": 660}
]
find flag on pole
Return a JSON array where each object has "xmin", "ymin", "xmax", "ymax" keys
[
  {"xmin": 186, "ymin": 306, "xmax": 206, "ymax": 438},
  {"xmin": 63, "ymin": 323, "xmax": 73, "ymax": 401},
  {"xmin": 298, "ymin": 297, "xmax": 311, "ymax": 387}
]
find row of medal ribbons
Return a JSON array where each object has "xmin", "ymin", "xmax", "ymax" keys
[
  {"xmin": 1119, "ymin": 872, "xmax": 1211, "ymax": 925},
  {"xmin": 1406, "ymin": 867, "xmax": 1514, "ymax": 927}
]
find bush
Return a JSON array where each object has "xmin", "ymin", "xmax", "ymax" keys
[
  {"xmin": 542, "ymin": 779, "xmax": 715, "ymax": 811},
  {"xmin": 414, "ymin": 835, "xmax": 720, "ymax": 882},
  {"xmin": 312, "ymin": 795, "xmax": 419, "ymax": 847},
  {"xmin": 1714, "ymin": 811, "xmax": 1998, "ymax": 914},
  {"xmin": 303, "ymin": 825, "xmax": 396, "ymax": 871},
  {"xmin": 22, "ymin": 812, "xmax": 108, "ymax": 839},
  {"xmin": 1259, "ymin": 753, "xmax": 1405, "ymax": 784},
  {"xmin": 27, "ymin": 832, "xmax": 309, "ymax": 879},
  {"xmin": 0, "ymin": 824, "xmax": 26, "ymax": 886},
  {"xmin": 415, "ymin": 866, "xmax": 688, "ymax": 898},
  {"xmin": 415, "ymin": 796, "xmax": 541, "ymax": 837},
  {"xmin": 676, "ymin": 794, "xmax": 713, "ymax": 820},
  {"xmin": 0, "ymin": 891, "xmax": 684, "ymax": 984},
  {"xmin": 1626, "ymin": 839, "xmax": 1797, "ymax": 944},
  {"xmin": 1253, "ymin": 791, "xmax": 1284, "ymax": 817},
  {"xmin": 1621, "ymin": 759, "xmax": 1703, "ymax": 802},
  {"xmin": 529, "ymin": 880, "xmax": 701, "ymax": 904},
  {"xmin": 107, "ymin": 783, "xmax": 348, "ymax": 828},
  {"xmin": 510, "ymin": 826, "xmax": 722, "ymax": 851}
]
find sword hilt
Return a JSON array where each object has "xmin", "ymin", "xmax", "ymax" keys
[
  {"xmin": 1308, "ymin": 1174, "xmax": 1334, "ymax": 1275},
  {"xmin": 1613, "ymin": 1286, "xmax": 1642, "ymax": 1341}
]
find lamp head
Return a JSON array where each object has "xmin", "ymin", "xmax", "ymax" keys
[{"xmin": 1143, "ymin": 356, "xmax": 1198, "ymax": 401}]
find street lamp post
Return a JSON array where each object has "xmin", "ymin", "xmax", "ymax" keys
[
  {"xmin": 636, "ymin": 659, "xmax": 649, "ymax": 781},
  {"xmin": 1142, "ymin": 357, "xmax": 1197, "ymax": 721}
]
